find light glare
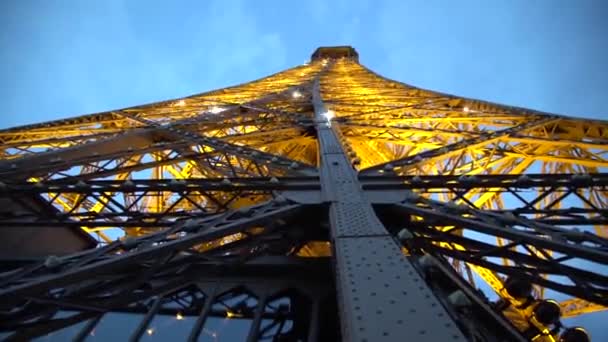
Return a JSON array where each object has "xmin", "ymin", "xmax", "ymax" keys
[
  {"xmin": 322, "ymin": 110, "xmax": 335, "ymax": 121},
  {"xmin": 209, "ymin": 106, "xmax": 225, "ymax": 114}
]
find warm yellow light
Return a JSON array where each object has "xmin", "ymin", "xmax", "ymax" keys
[
  {"xmin": 176, "ymin": 100, "xmax": 186, "ymax": 107},
  {"xmin": 322, "ymin": 110, "xmax": 335, "ymax": 124},
  {"xmin": 225, "ymin": 310, "xmax": 244, "ymax": 318},
  {"xmin": 292, "ymin": 90, "xmax": 302, "ymax": 99},
  {"xmin": 176, "ymin": 312, "xmax": 184, "ymax": 320},
  {"xmin": 209, "ymin": 106, "xmax": 225, "ymax": 114},
  {"xmin": 146, "ymin": 328, "xmax": 155, "ymax": 335},
  {"xmin": 463, "ymin": 106, "xmax": 470, "ymax": 112}
]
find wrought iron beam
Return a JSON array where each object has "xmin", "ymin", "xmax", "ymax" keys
[
  {"xmin": 0, "ymin": 200, "xmax": 304, "ymax": 303},
  {"xmin": 313, "ymin": 72, "xmax": 465, "ymax": 341}
]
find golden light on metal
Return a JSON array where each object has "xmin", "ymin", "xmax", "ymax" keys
[
  {"xmin": 225, "ymin": 310, "xmax": 243, "ymax": 319},
  {"xmin": 1, "ymin": 46, "xmax": 605, "ymax": 336}
]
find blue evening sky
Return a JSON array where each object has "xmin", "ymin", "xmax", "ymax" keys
[
  {"xmin": 0, "ymin": 0, "xmax": 607, "ymax": 128},
  {"xmin": 1, "ymin": 0, "xmax": 607, "ymax": 340}
]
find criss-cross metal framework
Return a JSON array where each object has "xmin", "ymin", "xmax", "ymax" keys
[{"xmin": 0, "ymin": 46, "xmax": 606, "ymax": 341}]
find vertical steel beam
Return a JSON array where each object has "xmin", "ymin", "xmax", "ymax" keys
[
  {"xmin": 188, "ymin": 284, "xmax": 218, "ymax": 342},
  {"xmin": 129, "ymin": 298, "xmax": 162, "ymax": 342},
  {"xmin": 312, "ymin": 76, "xmax": 465, "ymax": 341},
  {"xmin": 246, "ymin": 294, "xmax": 269, "ymax": 342},
  {"xmin": 307, "ymin": 297, "xmax": 321, "ymax": 341},
  {"xmin": 73, "ymin": 315, "xmax": 101, "ymax": 342}
]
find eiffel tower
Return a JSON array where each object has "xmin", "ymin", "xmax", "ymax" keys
[{"xmin": 0, "ymin": 46, "xmax": 606, "ymax": 341}]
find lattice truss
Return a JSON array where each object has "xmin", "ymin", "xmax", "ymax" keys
[{"xmin": 0, "ymin": 48, "xmax": 607, "ymax": 341}]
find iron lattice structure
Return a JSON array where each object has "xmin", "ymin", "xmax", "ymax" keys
[{"xmin": 0, "ymin": 46, "xmax": 606, "ymax": 341}]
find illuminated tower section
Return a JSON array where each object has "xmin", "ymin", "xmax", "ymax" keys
[{"xmin": 0, "ymin": 46, "xmax": 606, "ymax": 341}]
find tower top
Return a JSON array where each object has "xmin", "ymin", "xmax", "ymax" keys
[{"xmin": 311, "ymin": 46, "xmax": 359, "ymax": 63}]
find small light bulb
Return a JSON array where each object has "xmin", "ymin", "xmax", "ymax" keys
[
  {"xmin": 292, "ymin": 90, "xmax": 302, "ymax": 99},
  {"xmin": 463, "ymin": 106, "xmax": 469, "ymax": 112},
  {"xmin": 176, "ymin": 312, "xmax": 184, "ymax": 320},
  {"xmin": 146, "ymin": 328, "xmax": 155, "ymax": 335}
]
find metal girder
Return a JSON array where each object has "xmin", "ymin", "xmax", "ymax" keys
[
  {"xmin": 360, "ymin": 117, "xmax": 560, "ymax": 175},
  {"xmin": 0, "ymin": 129, "xmax": 315, "ymax": 182},
  {"xmin": 0, "ymin": 199, "xmax": 304, "ymax": 302},
  {"xmin": 559, "ymin": 298, "xmax": 608, "ymax": 318},
  {"xmin": 313, "ymin": 74, "xmax": 465, "ymax": 341},
  {"xmin": 1, "ymin": 173, "xmax": 605, "ymax": 237},
  {"xmin": 387, "ymin": 198, "xmax": 608, "ymax": 305},
  {"xmin": 0, "ymin": 173, "xmax": 605, "ymax": 194},
  {"xmin": 117, "ymin": 111, "xmax": 318, "ymax": 176},
  {"xmin": 1, "ymin": 257, "xmax": 332, "ymax": 341},
  {"xmin": 359, "ymin": 173, "xmax": 608, "ymax": 189}
]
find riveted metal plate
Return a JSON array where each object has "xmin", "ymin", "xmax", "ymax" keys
[
  {"xmin": 330, "ymin": 203, "xmax": 387, "ymax": 236},
  {"xmin": 321, "ymin": 155, "xmax": 362, "ymax": 203},
  {"xmin": 366, "ymin": 190, "xmax": 413, "ymax": 204},
  {"xmin": 334, "ymin": 237, "xmax": 465, "ymax": 341},
  {"xmin": 317, "ymin": 128, "xmax": 344, "ymax": 154},
  {"xmin": 282, "ymin": 190, "xmax": 324, "ymax": 204}
]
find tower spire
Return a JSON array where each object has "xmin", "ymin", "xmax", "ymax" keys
[{"xmin": 311, "ymin": 46, "xmax": 359, "ymax": 62}]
